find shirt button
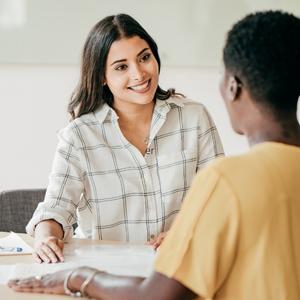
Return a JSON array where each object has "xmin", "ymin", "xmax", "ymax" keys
[{"xmin": 150, "ymin": 234, "xmax": 155, "ymax": 239}]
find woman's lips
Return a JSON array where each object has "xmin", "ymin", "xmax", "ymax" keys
[{"xmin": 128, "ymin": 79, "xmax": 151, "ymax": 93}]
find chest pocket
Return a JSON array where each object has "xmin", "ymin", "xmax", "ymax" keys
[{"xmin": 157, "ymin": 148, "xmax": 197, "ymax": 204}]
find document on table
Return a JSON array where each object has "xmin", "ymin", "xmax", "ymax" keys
[
  {"xmin": 0, "ymin": 243, "xmax": 156, "ymax": 284},
  {"xmin": 0, "ymin": 232, "xmax": 33, "ymax": 255}
]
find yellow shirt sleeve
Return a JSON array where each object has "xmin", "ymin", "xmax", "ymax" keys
[{"xmin": 154, "ymin": 165, "xmax": 240, "ymax": 298}]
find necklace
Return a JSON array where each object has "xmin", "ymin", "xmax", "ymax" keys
[{"xmin": 119, "ymin": 124, "xmax": 150, "ymax": 146}]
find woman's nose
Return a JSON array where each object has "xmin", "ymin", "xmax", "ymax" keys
[{"xmin": 132, "ymin": 65, "xmax": 145, "ymax": 81}]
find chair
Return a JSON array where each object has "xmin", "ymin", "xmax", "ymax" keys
[{"xmin": 0, "ymin": 189, "xmax": 46, "ymax": 233}]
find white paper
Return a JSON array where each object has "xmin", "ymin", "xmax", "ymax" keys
[
  {"xmin": 0, "ymin": 232, "xmax": 33, "ymax": 255},
  {"xmin": 2, "ymin": 243, "xmax": 156, "ymax": 284}
]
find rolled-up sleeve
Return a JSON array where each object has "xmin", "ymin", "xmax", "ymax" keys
[{"xmin": 26, "ymin": 125, "xmax": 84, "ymax": 241}]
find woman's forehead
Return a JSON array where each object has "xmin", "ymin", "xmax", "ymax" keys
[{"xmin": 106, "ymin": 36, "xmax": 150, "ymax": 63}]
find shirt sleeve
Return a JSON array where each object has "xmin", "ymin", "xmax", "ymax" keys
[
  {"xmin": 197, "ymin": 105, "xmax": 224, "ymax": 171},
  {"xmin": 26, "ymin": 126, "xmax": 84, "ymax": 241},
  {"xmin": 154, "ymin": 165, "xmax": 240, "ymax": 298}
]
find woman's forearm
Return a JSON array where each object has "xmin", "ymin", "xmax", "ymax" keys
[
  {"xmin": 34, "ymin": 219, "xmax": 64, "ymax": 240},
  {"xmin": 68, "ymin": 267, "xmax": 195, "ymax": 300},
  {"xmin": 69, "ymin": 267, "xmax": 143, "ymax": 300}
]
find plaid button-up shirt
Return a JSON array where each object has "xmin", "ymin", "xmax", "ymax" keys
[{"xmin": 27, "ymin": 97, "xmax": 224, "ymax": 242}]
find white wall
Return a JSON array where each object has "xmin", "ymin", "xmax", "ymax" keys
[{"xmin": 0, "ymin": 64, "xmax": 251, "ymax": 191}]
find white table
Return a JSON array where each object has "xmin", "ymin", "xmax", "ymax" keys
[{"xmin": 0, "ymin": 232, "xmax": 154, "ymax": 299}]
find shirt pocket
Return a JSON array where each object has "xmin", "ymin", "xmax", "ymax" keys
[{"xmin": 157, "ymin": 148, "xmax": 198, "ymax": 204}]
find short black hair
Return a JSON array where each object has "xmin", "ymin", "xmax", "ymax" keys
[{"xmin": 223, "ymin": 10, "xmax": 300, "ymax": 116}]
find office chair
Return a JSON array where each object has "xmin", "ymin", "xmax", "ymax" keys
[{"xmin": 0, "ymin": 189, "xmax": 46, "ymax": 233}]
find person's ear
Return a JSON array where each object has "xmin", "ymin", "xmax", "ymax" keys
[{"xmin": 227, "ymin": 76, "xmax": 242, "ymax": 102}]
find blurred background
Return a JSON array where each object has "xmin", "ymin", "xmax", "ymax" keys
[{"xmin": 0, "ymin": 0, "xmax": 299, "ymax": 190}]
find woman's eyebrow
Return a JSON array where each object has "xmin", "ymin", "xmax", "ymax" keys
[
  {"xmin": 137, "ymin": 47, "xmax": 150, "ymax": 56},
  {"xmin": 110, "ymin": 48, "xmax": 150, "ymax": 66},
  {"xmin": 111, "ymin": 58, "xmax": 126, "ymax": 66}
]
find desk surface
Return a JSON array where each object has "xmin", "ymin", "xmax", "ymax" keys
[{"xmin": 0, "ymin": 232, "xmax": 121, "ymax": 300}]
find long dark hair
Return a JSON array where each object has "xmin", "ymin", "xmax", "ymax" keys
[{"xmin": 68, "ymin": 14, "xmax": 179, "ymax": 119}]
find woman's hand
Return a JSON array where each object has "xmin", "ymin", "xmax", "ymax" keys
[
  {"xmin": 8, "ymin": 267, "xmax": 101, "ymax": 297},
  {"xmin": 33, "ymin": 236, "xmax": 64, "ymax": 263},
  {"xmin": 148, "ymin": 231, "xmax": 168, "ymax": 250},
  {"xmin": 8, "ymin": 269, "xmax": 69, "ymax": 295}
]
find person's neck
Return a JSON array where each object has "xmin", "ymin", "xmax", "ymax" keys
[
  {"xmin": 113, "ymin": 100, "xmax": 155, "ymax": 130},
  {"xmin": 246, "ymin": 114, "xmax": 300, "ymax": 147}
]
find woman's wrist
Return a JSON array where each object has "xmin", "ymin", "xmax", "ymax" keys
[
  {"xmin": 68, "ymin": 267, "xmax": 87, "ymax": 291},
  {"xmin": 34, "ymin": 219, "xmax": 64, "ymax": 240},
  {"xmin": 68, "ymin": 267, "xmax": 100, "ymax": 294}
]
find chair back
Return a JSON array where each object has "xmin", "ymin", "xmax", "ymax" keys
[{"xmin": 0, "ymin": 189, "xmax": 46, "ymax": 233}]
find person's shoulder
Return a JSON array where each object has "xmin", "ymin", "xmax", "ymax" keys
[
  {"xmin": 210, "ymin": 147, "xmax": 269, "ymax": 179},
  {"xmin": 167, "ymin": 96, "xmax": 206, "ymax": 110},
  {"xmin": 167, "ymin": 96, "xmax": 211, "ymax": 117},
  {"xmin": 73, "ymin": 112, "xmax": 99, "ymax": 127},
  {"xmin": 58, "ymin": 112, "xmax": 97, "ymax": 141}
]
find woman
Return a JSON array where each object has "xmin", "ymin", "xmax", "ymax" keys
[
  {"xmin": 26, "ymin": 14, "xmax": 224, "ymax": 263},
  {"xmin": 9, "ymin": 10, "xmax": 300, "ymax": 299}
]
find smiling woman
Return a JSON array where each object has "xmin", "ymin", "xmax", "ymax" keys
[
  {"xmin": 105, "ymin": 37, "xmax": 159, "ymax": 107},
  {"xmin": 24, "ymin": 13, "xmax": 224, "ymax": 264}
]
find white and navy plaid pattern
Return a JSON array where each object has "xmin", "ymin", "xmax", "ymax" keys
[{"xmin": 27, "ymin": 97, "xmax": 224, "ymax": 242}]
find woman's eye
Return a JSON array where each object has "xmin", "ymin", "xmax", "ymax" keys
[
  {"xmin": 115, "ymin": 64, "xmax": 128, "ymax": 71},
  {"xmin": 140, "ymin": 53, "xmax": 151, "ymax": 62}
]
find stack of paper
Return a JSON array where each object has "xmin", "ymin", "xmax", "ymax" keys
[{"xmin": 0, "ymin": 232, "xmax": 33, "ymax": 255}]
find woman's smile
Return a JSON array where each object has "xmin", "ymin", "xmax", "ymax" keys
[{"xmin": 128, "ymin": 79, "xmax": 151, "ymax": 93}]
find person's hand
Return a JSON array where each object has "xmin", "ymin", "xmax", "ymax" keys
[
  {"xmin": 148, "ymin": 231, "xmax": 168, "ymax": 250},
  {"xmin": 33, "ymin": 236, "xmax": 64, "ymax": 263},
  {"xmin": 7, "ymin": 269, "xmax": 69, "ymax": 295}
]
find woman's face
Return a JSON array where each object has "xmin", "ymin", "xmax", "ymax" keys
[{"xmin": 104, "ymin": 36, "xmax": 159, "ymax": 108}]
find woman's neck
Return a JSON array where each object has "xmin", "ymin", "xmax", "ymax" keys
[{"xmin": 113, "ymin": 101, "xmax": 155, "ymax": 130}]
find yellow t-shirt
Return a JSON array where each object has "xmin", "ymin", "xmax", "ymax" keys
[{"xmin": 155, "ymin": 142, "xmax": 300, "ymax": 300}]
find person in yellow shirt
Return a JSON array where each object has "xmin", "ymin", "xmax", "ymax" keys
[{"xmin": 8, "ymin": 10, "xmax": 300, "ymax": 300}]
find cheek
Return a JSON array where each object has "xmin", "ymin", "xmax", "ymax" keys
[
  {"xmin": 106, "ymin": 75, "xmax": 126, "ymax": 93},
  {"xmin": 148, "ymin": 62, "xmax": 159, "ymax": 83}
]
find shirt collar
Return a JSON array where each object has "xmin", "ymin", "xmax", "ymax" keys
[
  {"xmin": 93, "ymin": 103, "xmax": 118, "ymax": 124},
  {"xmin": 154, "ymin": 97, "xmax": 184, "ymax": 116},
  {"xmin": 93, "ymin": 97, "xmax": 184, "ymax": 123}
]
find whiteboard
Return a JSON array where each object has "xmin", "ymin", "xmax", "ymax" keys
[{"xmin": 0, "ymin": 0, "xmax": 299, "ymax": 66}]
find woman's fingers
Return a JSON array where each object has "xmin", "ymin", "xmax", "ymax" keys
[
  {"xmin": 35, "ymin": 246, "xmax": 52, "ymax": 263},
  {"xmin": 50, "ymin": 239, "xmax": 64, "ymax": 262},
  {"xmin": 43, "ymin": 243, "xmax": 60, "ymax": 263},
  {"xmin": 8, "ymin": 276, "xmax": 43, "ymax": 292},
  {"xmin": 150, "ymin": 232, "xmax": 168, "ymax": 250},
  {"xmin": 32, "ymin": 252, "xmax": 42, "ymax": 263},
  {"xmin": 34, "ymin": 245, "xmax": 57, "ymax": 264},
  {"xmin": 34, "ymin": 237, "xmax": 64, "ymax": 263},
  {"xmin": 8, "ymin": 270, "xmax": 69, "ymax": 295}
]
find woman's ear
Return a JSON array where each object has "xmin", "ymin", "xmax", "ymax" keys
[{"xmin": 227, "ymin": 76, "xmax": 242, "ymax": 102}]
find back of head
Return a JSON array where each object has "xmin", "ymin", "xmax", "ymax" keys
[{"xmin": 223, "ymin": 11, "xmax": 300, "ymax": 117}]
